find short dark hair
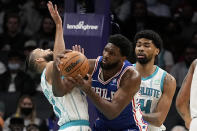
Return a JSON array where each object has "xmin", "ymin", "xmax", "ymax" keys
[
  {"xmin": 134, "ymin": 30, "xmax": 163, "ymax": 51},
  {"xmin": 108, "ymin": 34, "xmax": 133, "ymax": 58}
]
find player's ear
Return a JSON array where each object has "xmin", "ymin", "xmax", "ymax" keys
[
  {"xmin": 155, "ymin": 48, "xmax": 160, "ymax": 56},
  {"xmin": 35, "ymin": 58, "xmax": 45, "ymax": 62}
]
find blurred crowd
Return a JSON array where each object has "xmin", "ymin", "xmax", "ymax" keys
[
  {"xmin": 0, "ymin": 0, "xmax": 196, "ymax": 131},
  {"xmin": 111, "ymin": 0, "xmax": 197, "ymax": 130}
]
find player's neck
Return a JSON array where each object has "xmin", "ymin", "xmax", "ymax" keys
[
  {"xmin": 102, "ymin": 63, "xmax": 123, "ymax": 81},
  {"xmin": 136, "ymin": 61, "xmax": 156, "ymax": 78},
  {"xmin": 38, "ymin": 61, "xmax": 49, "ymax": 74},
  {"xmin": 45, "ymin": 62, "xmax": 53, "ymax": 84}
]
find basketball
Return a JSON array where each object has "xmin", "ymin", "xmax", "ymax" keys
[{"xmin": 58, "ymin": 51, "xmax": 89, "ymax": 78}]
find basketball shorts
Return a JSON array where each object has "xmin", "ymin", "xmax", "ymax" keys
[{"xmin": 59, "ymin": 120, "xmax": 91, "ymax": 131}]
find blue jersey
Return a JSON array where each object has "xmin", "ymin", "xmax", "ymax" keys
[{"xmin": 91, "ymin": 56, "xmax": 148, "ymax": 131}]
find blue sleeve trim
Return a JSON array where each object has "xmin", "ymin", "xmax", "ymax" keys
[
  {"xmin": 61, "ymin": 76, "xmax": 64, "ymax": 80},
  {"xmin": 160, "ymin": 71, "xmax": 167, "ymax": 93}
]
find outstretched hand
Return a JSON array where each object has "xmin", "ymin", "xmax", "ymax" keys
[
  {"xmin": 47, "ymin": 1, "xmax": 62, "ymax": 25},
  {"xmin": 72, "ymin": 45, "xmax": 85, "ymax": 54}
]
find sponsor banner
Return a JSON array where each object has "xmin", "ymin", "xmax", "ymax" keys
[{"xmin": 63, "ymin": 13, "xmax": 104, "ymax": 37}]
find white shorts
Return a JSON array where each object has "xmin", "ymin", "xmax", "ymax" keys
[
  {"xmin": 58, "ymin": 120, "xmax": 91, "ymax": 131},
  {"xmin": 189, "ymin": 117, "xmax": 197, "ymax": 131}
]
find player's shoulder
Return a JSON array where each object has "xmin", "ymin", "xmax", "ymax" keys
[
  {"xmin": 122, "ymin": 66, "xmax": 141, "ymax": 81},
  {"xmin": 163, "ymin": 72, "xmax": 176, "ymax": 87},
  {"xmin": 192, "ymin": 59, "xmax": 197, "ymax": 68},
  {"xmin": 156, "ymin": 66, "xmax": 176, "ymax": 83}
]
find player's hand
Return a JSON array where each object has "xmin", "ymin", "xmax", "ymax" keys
[
  {"xmin": 47, "ymin": 1, "xmax": 62, "ymax": 25},
  {"xmin": 74, "ymin": 74, "xmax": 92, "ymax": 93},
  {"xmin": 72, "ymin": 45, "xmax": 85, "ymax": 54},
  {"xmin": 54, "ymin": 50, "xmax": 72, "ymax": 71},
  {"xmin": 62, "ymin": 76, "xmax": 77, "ymax": 93},
  {"xmin": 60, "ymin": 49, "xmax": 73, "ymax": 55}
]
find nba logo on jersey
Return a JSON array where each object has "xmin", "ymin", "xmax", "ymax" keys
[{"xmin": 153, "ymin": 80, "xmax": 160, "ymax": 85}]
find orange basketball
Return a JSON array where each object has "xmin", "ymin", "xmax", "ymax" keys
[{"xmin": 58, "ymin": 51, "xmax": 89, "ymax": 78}]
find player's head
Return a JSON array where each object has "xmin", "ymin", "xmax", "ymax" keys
[
  {"xmin": 101, "ymin": 34, "xmax": 132, "ymax": 70},
  {"xmin": 134, "ymin": 30, "xmax": 162, "ymax": 64},
  {"xmin": 25, "ymin": 48, "xmax": 53, "ymax": 73}
]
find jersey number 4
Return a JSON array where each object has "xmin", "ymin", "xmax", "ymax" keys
[{"xmin": 139, "ymin": 99, "xmax": 152, "ymax": 113}]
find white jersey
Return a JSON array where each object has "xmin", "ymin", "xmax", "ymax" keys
[
  {"xmin": 41, "ymin": 68, "xmax": 89, "ymax": 128},
  {"xmin": 190, "ymin": 64, "xmax": 197, "ymax": 119},
  {"xmin": 135, "ymin": 66, "xmax": 167, "ymax": 131}
]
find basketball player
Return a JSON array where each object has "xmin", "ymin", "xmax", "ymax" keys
[
  {"xmin": 26, "ymin": 2, "xmax": 91, "ymax": 131},
  {"xmin": 73, "ymin": 34, "xmax": 148, "ymax": 131},
  {"xmin": 176, "ymin": 59, "xmax": 197, "ymax": 131},
  {"xmin": 133, "ymin": 30, "xmax": 176, "ymax": 131}
]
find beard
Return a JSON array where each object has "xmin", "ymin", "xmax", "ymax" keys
[
  {"xmin": 136, "ymin": 55, "xmax": 152, "ymax": 64},
  {"xmin": 100, "ymin": 61, "xmax": 119, "ymax": 70},
  {"xmin": 44, "ymin": 53, "xmax": 53, "ymax": 62}
]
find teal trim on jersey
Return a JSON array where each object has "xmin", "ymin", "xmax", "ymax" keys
[
  {"xmin": 61, "ymin": 76, "xmax": 64, "ymax": 79},
  {"xmin": 41, "ymin": 68, "xmax": 71, "ymax": 121},
  {"xmin": 59, "ymin": 120, "xmax": 89, "ymax": 130},
  {"xmin": 41, "ymin": 68, "xmax": 46, "ymax": 79},
  {"xmin": 160, "ymin": 71, "xmax": 167, "ymax": 93},
  {"xmin": 70, "ymin": 93, "xmax": 81, "ymax": 119},
  {"xmin": 142, "ymin": 66, "xmax": 159, "ymax": 80},
  {"xmin": 54, "ymin": 106, "xmax": 61, "ymax": 117}
]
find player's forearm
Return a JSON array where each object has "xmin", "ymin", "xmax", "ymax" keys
[
  {"xmin": 53, "ymin": 24, "xmax": 65, "ymax": 58},
  {"xmin": 176, "ymin": 102, "xmax": 191, "ymax": 123},
  {"xmin": 86, "ymin": 88, "xmax": 120, "ymax": 120},
  {"xmin": 143, "ymin": 113, "xmax": 164, "ymax": 127},
  {"xmin": 176, "ymin": 88, "xmax": 191, "ymax": 123}
]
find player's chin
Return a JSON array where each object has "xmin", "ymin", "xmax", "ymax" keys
[
  {"xmin": 100, "ymin": 62, "xmax": 108, "ymax": 68},
  {"xmin": 136, "ymin": 58, "xmax": 148, "ymax": 64}
]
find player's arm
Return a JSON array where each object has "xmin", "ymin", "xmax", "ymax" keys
[
  {"xmin": 51, "ymin": 53, "xmax": 77, "ymax": 97},
  {"xmin": 48, "ymin": 2, "xmax": 76, "ymax": 96},
  {"xmin": 76, "ymin": 67, "xmax": 141, "ymax": 119},
  {"xmin": 142, "ymin": 73, "xmax": 176, "ymax": 126},
  {"xmin": 176, "ymin": 59, "xmax": 197, "ymax": 128},
  {"xmin": 47, "ymin": 1, "xmax": 65, "ymax": 59}
]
